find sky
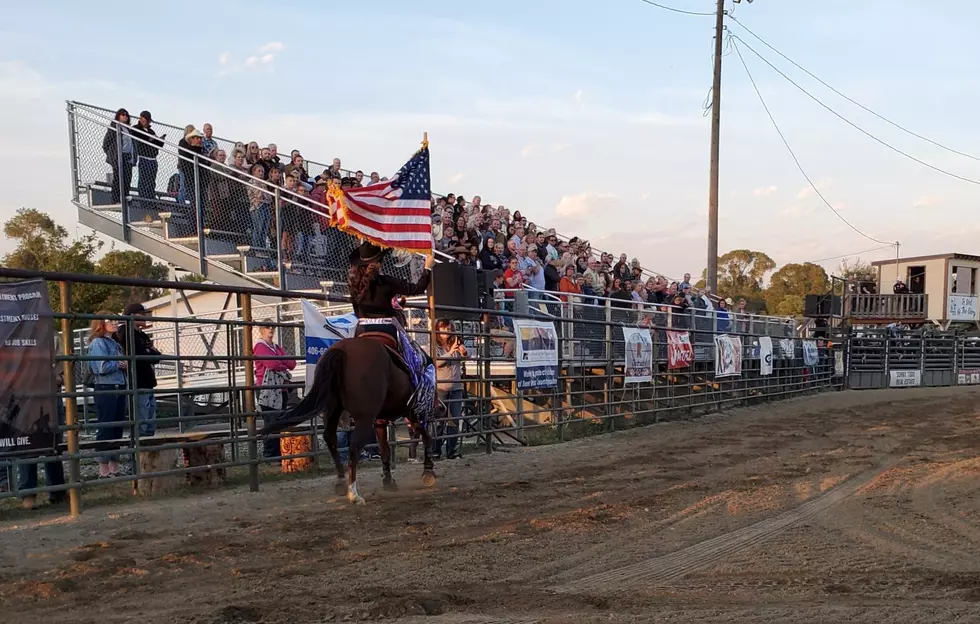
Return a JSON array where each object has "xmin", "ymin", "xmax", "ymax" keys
[{"xmin": 1, "ymin": 0, "xmax": 979, "ymax": 281}]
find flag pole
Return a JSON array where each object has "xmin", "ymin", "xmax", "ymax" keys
[{"xmin": 425, "ymin": 132, "xmax": 438, "ymax": 369}]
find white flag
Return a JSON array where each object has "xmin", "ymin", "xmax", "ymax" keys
[
  {"xmin": 759, "ymin": 336, "xmax": 773, "ymax": 376},
  {"xmin": 301, "ymin": 300, "xmax": 357, "ymax": 392}
]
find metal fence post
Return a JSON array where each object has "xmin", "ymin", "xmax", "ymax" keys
[
  {"xmin": 59, "ymin": 281, "xmax": 82, "ymax": 517},
  {"xmin": 274, "ymin": 187, "xmax": 285, "ymax": 288},
  {"xmin": 604, "ymin": 299, "xmax": 614, "ymax": 431},
  {"xmin": 193, "ymin": 154, "xmax": 207, "ymax": 276},
  {"xmin": 116, "ymin": 123, "xmax": 130, "ymax": 240},
  {"xmin": 241, "ymin": 294, "xmax": 259, "ymax": 492},
  {"xmin": 66, "ymin": 103, "xmax": 80, "ymax": 203},
  {"xmin": 481, "ymin": 314, "xmax": 492, "ymax": 454}
]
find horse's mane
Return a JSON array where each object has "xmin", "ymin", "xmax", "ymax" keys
[{"xmin": 348, "ymin": 262, "xmax": 380, "ymax": 304}]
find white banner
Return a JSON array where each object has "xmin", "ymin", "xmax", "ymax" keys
[
  {"xmin": 889, "ymin": 370, "xmax": 921, "ymax": 388},
  {"xmin": 514, "ymin": 319, "xmax": 559, "ymax": 389},
  {"xmin": 958, "ymin": 369, "xmax": 980, "ymax": 385},
  {"xmin": 802, "ymin": 340, "xmax": 819, "ymax": 367},
  {"xmin": 302, "ymin": 300, "xmax": 358, "ymax": 393},
  {"xmin": 835, "ymin": 351, "xmax": 845, "ymax": 376},
  {"xmin": 778, "ymin": 338, "xmax": 796, "ymax": 359},
  {"xmin": 948, "ymin": 295, "xmax": 978, "ymax": 322},
  {"xmin": 622, "ymin": 327, "xmax": 653, "ymax": 383},
  {"xmin": 759, "ymin": 336, "xmax": 773, "ymax": 376},
  {"xmin": 714, "ymin": 334, "xmax": 743, "ymax": 378}
]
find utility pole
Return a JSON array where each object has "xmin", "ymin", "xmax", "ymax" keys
[{"xmin": 706, "ymin": 0, "xmax": 726, "ymax": 292}]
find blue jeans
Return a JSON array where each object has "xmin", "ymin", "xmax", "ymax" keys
[
  {"xmin": 337, "ymin": 427, "xmax": 378, "ymax": 462},
  {"xmin": 18, "ymin": 399, "xmax": 66, "ymax": 501},
  {"xmin": 136, "ymin": 391, "xmax": 157, "ymax": 437},
  {"xmin": 93, "ymin": 384, "xmax": 127, "ymax": 462},
  {"xmin": 251, "ymin": 204, "xmax": 272, "ymax": 249},
  {"xmin": 433, "ymin": 389, "xmax": 463, "ymax": 458},
  {"xmin": 137, "ymin": 157, "xmax": 158, "ymax": 199}
]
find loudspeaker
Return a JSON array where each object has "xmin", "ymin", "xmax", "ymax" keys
[
  {"xmin": 432, "ymin": 263, "xmax": 480, "ymax": 321},
  {"xmin": 804, "ymin": 294, "xmax": 842, "ymax": 317}
]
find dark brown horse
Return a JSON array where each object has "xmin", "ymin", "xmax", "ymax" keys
[{"xmin": 264, "ymin": 336, "xmax": 435, "ymax": 504}]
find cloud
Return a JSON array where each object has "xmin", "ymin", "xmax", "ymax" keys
[
  {"xmin": 551, "ymin": 142, "xmax": 572, "ymax": 153},
  {"xmin": 555, "ymin": 192, "xmax": 620, "ymax": 218},
  {"xmin": 780, "ymin": 204, "xmax": 813, "ymax": 218},
  {"xmin": 258, "ymin": 42, "xmax": 285, "ymax": 54},
  {"xmin": 796, "ymin": 178, "xmax": 833, "ymax": 200},
  {"xmin": 221, "ymin": 42, "xmax": 284, "ymax": 74},
  {"xmin": 640, "ymin": 192, "xmax": 652, "ymax": 200},
  {"xmin": 448, "ymin": 172, "xmax": 465, "ymax": 185},
  {"xmin": 520, "ymin": 144, "xmax": 539, "ymax": 158},
  {"xmin": 573, "ymin": 89, "xmax": 585, "ymax": 103},
  {"xmin": 914, "ymin": 196, "xmax": 942, "ymax": 208},
  {"xmin": 752, "ymin": 185, "xmax": 778, "ymax": 197}
]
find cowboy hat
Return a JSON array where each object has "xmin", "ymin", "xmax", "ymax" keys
[{"xmin": 349, "ymin": 241, "xmax": 389, "ymax": 265}]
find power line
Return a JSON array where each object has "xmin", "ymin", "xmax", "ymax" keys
[
  {"xmin": 805, "ymin": 245, "xmax": 895, "ymax": 265},
  {"xmin": 637, "ymin": 0, "xmax": 714, "ymax": 17},
  {"xmin": 731, "ymin": 33, "xmax": 980, "ymax": 187},
  {"xmin": 731, "ymin": 38, "xmax": 896, "ymax": 247},
  {"xmin": 728, "ymin": 15, "xmax": 980, "ymax": 162}
]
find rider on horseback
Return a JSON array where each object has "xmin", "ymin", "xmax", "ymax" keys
[{"xmin": 347, "ymin": 241, "xmax": 436, "ymax": 422}]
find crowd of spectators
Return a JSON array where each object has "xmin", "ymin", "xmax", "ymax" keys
[
  {"xmin": 427, "ymin": 191, "xmax": 752, "ymax": 329},
  {"xmin": 105, "ymin": 107, "xmax": 757, "ymax": 328}
]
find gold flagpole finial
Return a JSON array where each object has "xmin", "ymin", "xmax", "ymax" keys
[{"xmin": 422, "ymin": 132, "xmax": 429, "ymax": 148}]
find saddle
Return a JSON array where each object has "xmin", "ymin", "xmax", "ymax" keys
[{"xmin": 358, "ymin": 331, "xmax": 412, "ymax": 376}]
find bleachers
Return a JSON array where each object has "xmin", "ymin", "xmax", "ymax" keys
[
  {"xmin": 67, "ymin": 101, "xmax": 677, "ymax": 297},
  {"xmin": 68, "ymin": 102, "xmax": 420, "ymax": 295}
]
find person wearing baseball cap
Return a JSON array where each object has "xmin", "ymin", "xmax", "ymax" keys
[
  {"xmin": 113, "ymin": 302, "xmax": 162, "ymax": 437},
  {"xmin": 133, "ymin": 111, "xmax": 165, "ymax": 200}
]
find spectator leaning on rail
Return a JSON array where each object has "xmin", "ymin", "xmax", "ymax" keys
[
  {"xmin": 113, "ymin": 303, "xmax": 162, "ymax": 437},
  {"xmin": 87, "ymin": 313, "xmax": 129, "ymax": 479},
  {"xmin": 254, "ymin": 322, "xmax": 297, "ymax": 460}
]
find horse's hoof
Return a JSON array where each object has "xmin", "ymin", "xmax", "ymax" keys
[
  {"xmin": 422, "ymin": 471, "xmax": 436, "ymax": 487},
  {"xmin": 383, "ymin": 478, "xmax": 398, "ymax": 490},
  {"xmin": 334, "ymin": 480, "xmax": 348, "ymax": 496},
  {"xmin": 349, "ymin": 495, "xmax": 366, "ymax": 505}
]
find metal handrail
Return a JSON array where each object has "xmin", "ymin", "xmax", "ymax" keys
[{"xmin": 68, "ymin": 101, "xmax": 673, "ymax": 277}]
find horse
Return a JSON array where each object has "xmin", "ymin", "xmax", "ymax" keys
[{"xmin": 263, "ymin": 335, "xmax": 436, "ymax": 504}]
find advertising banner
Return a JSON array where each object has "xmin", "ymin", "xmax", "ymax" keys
[
  {"xmin": 759, "ymin": 336, "xmax": 774, "ymax": 376},
  {"xmin": 714, "ymin": 334, "xmax": 743, "ymax": 378},
  {"xmin": 514, "ymin": 319, "xmax": 559, "ymax": 389},
  {"xmin": 622, "ymin": 327, "xmax": 653, "ymax": 383},
  {"xmin": 0, "ymin": 279, "xmax": 57, "ymax": 454},
  {"xmin": 301, "ymin": 300, "xmax": 357, "ymax": 393},
  {"xmin": 666, "ymin": 330, "xmax": 695, "ymax": 371}
]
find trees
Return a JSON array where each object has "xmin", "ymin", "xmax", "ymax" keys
[
  {"xmin": 764, "ymin": 262, "xmax": 830, "ymax": 317},
  {"xmin": 698, "ymin": 249, "xmax": 776, "ymax": 300},
  {"xmin": 2, "ymin": 208, "xmax": 167, "ymax": 324},
  {"xmin": 95, "ymin": 250, "xmax": 169, "ymax": 313}
]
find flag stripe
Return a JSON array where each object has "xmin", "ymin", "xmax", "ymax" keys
[
  {"xmin": 344, "ymin": 208, "xmax": 433, "ymax": 231},
  {"xmin": 335, "ymin": 145, "xmax": 433, "ymax": 253}
]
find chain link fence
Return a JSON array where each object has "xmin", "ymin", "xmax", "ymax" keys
[{"xmin": 68, "ymin": 102, "xmax": 415, "ymax": 295}]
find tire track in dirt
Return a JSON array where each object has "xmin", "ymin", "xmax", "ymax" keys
[{"xmin": 552, "ymin": 460, "xmax": 896, "ymax": 593}]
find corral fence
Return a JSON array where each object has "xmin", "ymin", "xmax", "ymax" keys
[
  {"xmin": 846, "ymin": 329, "xmax": 980, "ymax": 390},
  {"xmin": 0, "ymin": 268, "xmax": 841, "ymax": 517}
]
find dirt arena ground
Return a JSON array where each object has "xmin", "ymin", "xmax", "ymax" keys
[{"xmin": 2, "ymin": 386, "xmax": 980, "ymax": 623}]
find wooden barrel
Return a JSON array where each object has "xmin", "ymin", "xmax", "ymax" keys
[{"xmin": 280, "ymin": 435, "xmax": 313, "ymax": 473}]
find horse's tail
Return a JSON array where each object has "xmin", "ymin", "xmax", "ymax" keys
[{"xmin": 261, "ymin": 347, "xmax": 344, "ymax": 434}]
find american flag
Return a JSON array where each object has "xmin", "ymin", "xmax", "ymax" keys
[{"xmin": 331, "ymin": 145, "xmax": 433, "ymax": 253}]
